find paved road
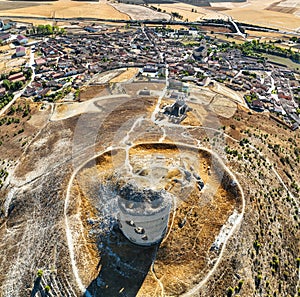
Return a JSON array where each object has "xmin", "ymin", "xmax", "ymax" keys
[{"xmin": 229, "ymin": 17, "xmax": 246, "ymax": 39}]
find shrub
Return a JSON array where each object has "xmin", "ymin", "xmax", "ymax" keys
[
  {"xmin": 238, "ymin": 279, "xmax": 244, "ymax": 290},
  {"xmin": 44, "ymin": 285, "xmax": 50, "ymax": 292},
  {"xmin": 227, "ymin": 287, "xmax": 234, "ymax": 297}
]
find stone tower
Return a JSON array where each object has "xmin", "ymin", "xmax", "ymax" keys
[{"xmin": 117, "ymin": 182, "xmax": 173, "ymax": 246}]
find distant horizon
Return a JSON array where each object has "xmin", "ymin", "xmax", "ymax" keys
[{"xmin": 120, "ymin": 0, "xmax": 247, "ymax": 7}]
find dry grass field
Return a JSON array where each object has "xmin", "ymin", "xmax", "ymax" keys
[
  {"xmin": 110, "ymin": 68, "xmax": 139, "ymax": 83},
  {"xmin": 0, "ymin": 1, "xmax": 46, "ymax": 11},
  {"xmin": 0, "ymin": 0, "xmax": 129, "ymax": 20},
  {"xmin": 110, "ymin": 2, "xmax": 170, "ymax": 20},
  {"xmin": 225, "ymin": 8, "xmax": 300, "ymax": 30},
  {"xmin": 151, "ymin": 2, "xmax": 222, "ymax": 21},
  {"xmin": 212, "ymin": 0, "xmax": 300, "ymax": 30},
  {"xmin": 151, "ymin": 0, "xmax": 300, "ymax": 30},
  {"xmin": 71, "ymin": 142, "xmax": 241, "ymax": 297},
  {"xmin": 0, "ymin": 0, "xmax": 299, "ymax": 31}
]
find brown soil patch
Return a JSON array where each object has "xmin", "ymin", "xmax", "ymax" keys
[
  {"xmin": 223, "ymin": 8, "xmax": 300, "ymax": 30},
  {"xmin": 79, "ymin": 85, "xmax": 109, "ymax": 102},
  {"xmin": 56, "ymin": 104, "xmax": 69, "ymax": 114},
  {"xmin": 200, "ymin": 25, "xmax": 232, "ymax": 33},
  {"xmin": 151, "ymin": 2, "xmax": 211, "ymax": 21},
  {"xmin": 0, "ymin": 45, "xmax": 11, "ymax": 52},
  {"xmin": 110, "ymin": 68, "xmax": 139, "ymax": 83},
  {"xmin": 266, "ymin": 2, "xmax": 297, "ymax": 14},
  {"xmin": 0, "ymin": 1, "xmax": 46, "ymax": 11},
  {"xmin": 207, "ymin": 6, "xmax": 231, "ymax": 11},
  {"xmin": 210, "ymin": 94, "xmax": 238, "ymax": 119},
  {"xmin": 245, "ymin": 29, "xmax": 289, "ymax": 39},
  {"xmin": 181, "ymin": 110, "xmax": 202, "ymax": 126},
  {"xmin": 267, "ymin": 6, "xmax": 297, "ymax": 13}
]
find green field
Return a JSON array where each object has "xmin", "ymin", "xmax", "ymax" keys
[{"xmin": 263, "ymin": 54, "xmax": 300, "ymax": 72}]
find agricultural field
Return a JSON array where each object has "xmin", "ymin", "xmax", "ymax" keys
[{"xmin": 0, "ymin": 0, "xmax": 129, "ymax": 20}]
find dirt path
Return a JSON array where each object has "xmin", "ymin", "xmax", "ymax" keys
[{"xmin": 64, "ymin": 134, "xmax": 245, "ymax": 296}]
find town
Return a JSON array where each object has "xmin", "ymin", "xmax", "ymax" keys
[{"xmin": 0, "ymin": 19, "xmax": 299, "ymax": 129}]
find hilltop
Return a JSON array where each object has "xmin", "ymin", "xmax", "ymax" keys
[{"xmin": 0, "ymin": 3, "xmax": 299, "ymax": 296}]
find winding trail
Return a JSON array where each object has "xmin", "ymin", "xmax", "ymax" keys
[
  {"xmin": 61, "ymin": 61, "xmax": 299, "ymax": 296},
  {"xmin": 62, "ymin": 59, "xmax": 296, "ymax": 297},
  {"xmin": 5, "ymin": 85, "xmax": 291, "ymax": 296},
  {"xmin": 151, "ymin": 263, "xmax": 165, "ymax": 297},
  {"xmin": 122, "ymin": 116, "xmax": 144, "ymax": 175},
  {"xmin": 64, "ymin": 139, "xmax": 245, "ymax": 296},
  {"xmin": 64, "ymin": 161, "xmax": 94, "ymax": 297},
  {"xmin": 181, "ymin": 171, "xmax": 245, "ymax": 296},
  {"xmin": 61, "ymin": 64, "xmax": 248, "ymax": 295}
]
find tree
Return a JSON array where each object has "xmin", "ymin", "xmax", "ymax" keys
[
  {"xmin": 290, "ymin": 36, "xmax": 297, "ymax": 42},
  {"xmin": 45, "ymin": 24, "xmax": 53, "ymax": 35},
  {"xmin": 23, "ymin": 109, "xmax": 29, "ymax": 117},
  {"xmin": 237, "ymin": 280, "xmax": 244, "ymax": 291},
  {"xmin": 171, "ymin": 11, "xmax": 183, "ymax": 19},
  {"xmin": 44, "ymin": 285, "xmax": 50, "ymax": 293},
  {"xmin": 24, "ymin": 68, "xmax": 32, "ymax": 80},
  {"xmin": 253, "ymin": 240, "xmax": 260, "ymax": 253},
  {"xmin": 35, "ymin": 24, "xmax": 56, "ymax": 35},
  {"xmin": 9, "ymin": 106, "xmax": 16, "ymax": 115},
  {"xmin": 37, "ymin": 269, "xmax": 43, "ymax": 277},
  {"xmin": 36, "ymin": 25, "xmax": 44, "ymax": 35},
  {"xmin": 255, "ymin": 273, "xmax": 262, "ymax": 288},
  {"xmin": 11, "ymin": 81, "xmax": 23, "ymax": 91},
  {"xmin": 227, "ymin": 287, "xmax": 234, "ymax": 297},
  {"xmin": 2, "ymin": 79, "xmax": 10, "ymax": 91}
]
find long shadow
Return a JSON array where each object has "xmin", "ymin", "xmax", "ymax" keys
[
  {"xmin": 30, "ymin": 277, "xmax": 42, "ymax": 297},
  {"xmin": 85, "ymin": 226, "xmax": 159, "ymax": 297}
]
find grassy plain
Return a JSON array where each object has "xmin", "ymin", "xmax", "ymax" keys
[{"xmin": 263, "ymin": 53, "xmax": 300, "ymax": 71}]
